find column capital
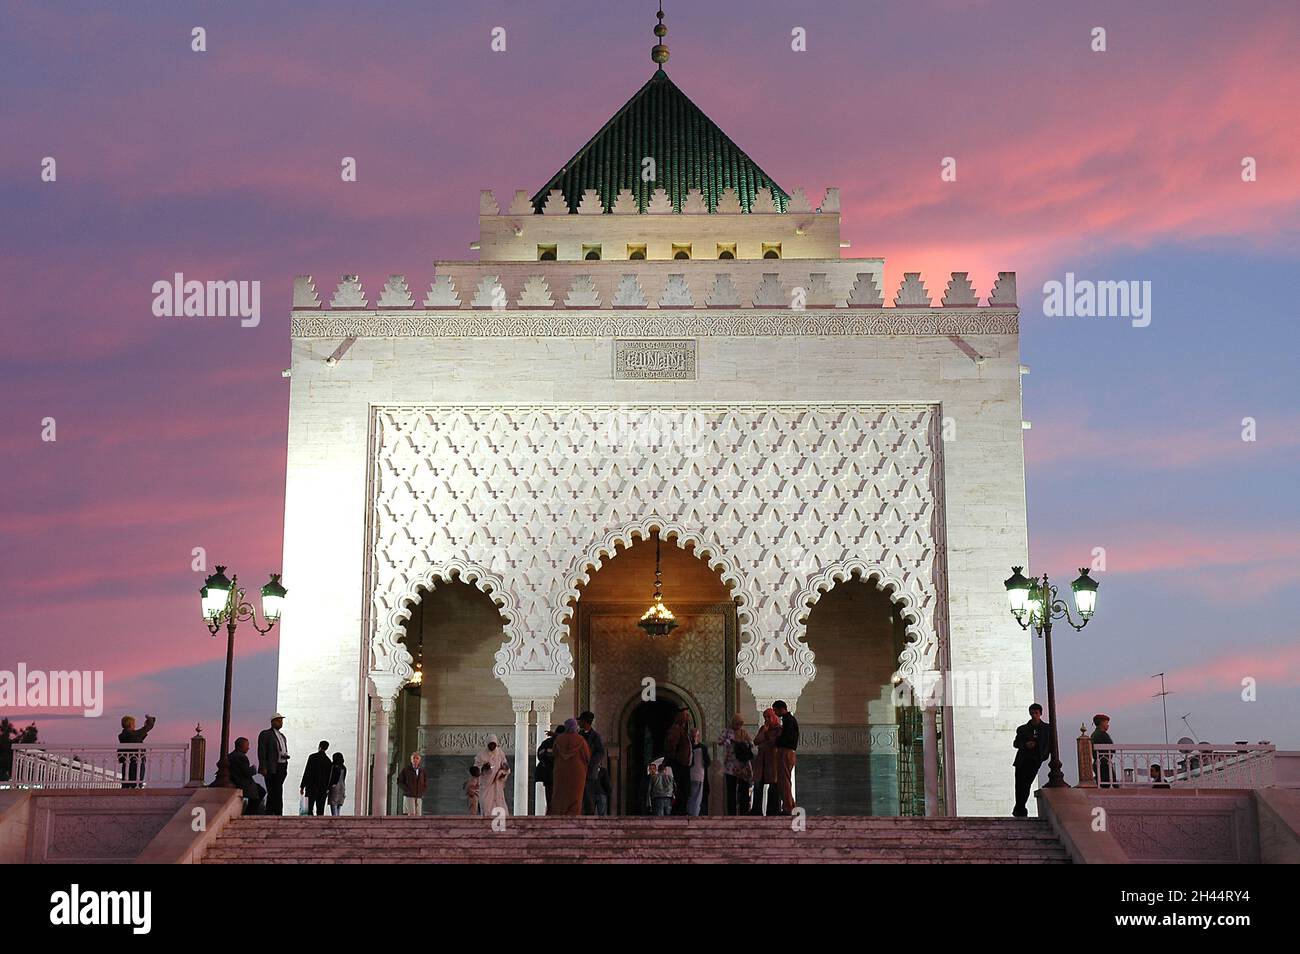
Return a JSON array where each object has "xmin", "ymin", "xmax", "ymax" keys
[
  {"xmin": 368, "ymin": 670, "xmax": 406, "ymax": 709},
  {"xmin": 750, "ymin": 699, "xmax": 801, "ymax": 714},
  {"xmin": 499, "ymin": 672, "xmax": 566, "ymax": 701},
  {"xmin": 743, "ymin": 672, "xmax": 806, "ymax": 715},
  {"xmin": 511, "ymin": 699, "xmax": 533, "ymax": 714}
]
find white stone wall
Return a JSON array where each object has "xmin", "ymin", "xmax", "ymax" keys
[
  {"xmin": 278, "ymin": 316, "xmax": 1030, "ymax": 816},
  {"xmin": 277, "ymin": 358, "xmax": 373, "ymax": 810}
]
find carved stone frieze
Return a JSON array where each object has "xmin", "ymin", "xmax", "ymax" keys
[
  {"xmin": 612, "ymin": 338, "xmax": 696, "ymax": 380},
  {"xmin": 366, "ymin": 403, "xmax": 945, "ymax": 699},
  {"xmin": 294, "ymin": 310, "xmax": 1018, "ymax": 338}
]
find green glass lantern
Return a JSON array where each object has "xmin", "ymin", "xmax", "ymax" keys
[
  {"xmin": 1071, "ymin": 568, "xmax": 1099, "ymax": 620},
  {"xmin": 260, "ymin": 573, "xmax": 288, "ymax": 621},
  {"xmin": 201, "ymin": 566, "xmax": 233, "ymax": 621},
  {"xmin": 1004, "ymin": 566, "xmax": 1033, "ymax": 621}
]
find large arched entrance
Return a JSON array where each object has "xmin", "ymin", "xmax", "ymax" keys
[
  {"xmin": 385, "ymin": 579, "xmax": 512, "ymax": 814},
  {"xmin": 795, "ymin": 575, "xmax": 945, "ymax": 816},
  {"xmin": 565, "ymin": 531, "xmax": 741, "ymax": 814}
]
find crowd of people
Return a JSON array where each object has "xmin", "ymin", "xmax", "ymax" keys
[
  {"xmin": 222, "ymin": 712, "xmax": 514, "ymax": 817},
  {"xmin": 535, "ymin": 702, "xmax": 800, "ymax": 816},
  {"xmin": 101, "ymin": 702, "xmax": 1142, "ymax": 817},
  {"xmin": 716, "ymin": 701, "xmax": 799, "ymax": 815},
  {"xmin": 77, "ymin": 704, "xmax": 804, "ymax": 816},
  {"xmin": 227, "ymin": 713, "xmax": 350, "ymax": 815},
  {"xmin": 536, "ymin": 711, "xmax": 610, "ymax": 815}
]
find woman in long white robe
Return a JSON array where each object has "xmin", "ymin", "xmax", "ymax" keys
[{"xmin": 474, "ymin": 734, "xmax": 511, "ymax": 816}]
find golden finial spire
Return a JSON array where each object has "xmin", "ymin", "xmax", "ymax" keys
[{"xmin": 651, "ymin": 1, "xmax": 669, "ymax": 67}]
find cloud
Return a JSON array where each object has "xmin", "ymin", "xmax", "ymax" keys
[
  {"xmin": 1060, "ymin": 642, "xmax": 1300, "ymax": 715},
  {"xmin": 827, "ymin": 19, "xmax": 1300, "ymax": 290},
  {"xmin": 1032, "ymin": 524, "xmax": 1300, "ymax": 599},
  {"xmin": 1025, "ymin": 415, "xmax": 1300, "ymax": 470}
]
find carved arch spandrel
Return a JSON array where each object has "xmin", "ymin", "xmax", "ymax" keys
[
  {"xmin": 552, "ymin": 515, "xmax": 758, "ymax": 641},
  {"xmin": 786, "ymin": 559, "xmax": 941, "ymax": 689},
  {"xmin": 371, "ymin": 558, "xmax": 519, "ymax": 684}
]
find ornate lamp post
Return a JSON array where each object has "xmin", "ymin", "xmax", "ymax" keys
[
  {"xmin": 200, "ymin": 566, "xmax": 286, "ymax": 787},
  {"xmin": 1004, "ymin": 566, "xmax": 1099, "ymax": 788}
]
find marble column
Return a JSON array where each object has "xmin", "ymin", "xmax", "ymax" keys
[
  {"xmin": 923, "ymin": 704, "xmax": 940, "ymax": 816},
  {"xmin": 370, "ymin": 695, "xmax": 394, "ymax": 816},
  {"xmin": 511, "ymin": 700, "xmax": 531, "ymax": 815},
  {"xmin": 367, "ymin": 672, "xmax": 406, "ymax": 817},
  {"xmin": 533, "ymin": 699, "xmax": 554, "ymax": 816}
]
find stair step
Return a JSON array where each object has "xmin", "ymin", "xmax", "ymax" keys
[
  {"xmin": 200, "ymin": 815, "xmax": 1069, "ymax": 864},
  {"xmin": 214, "ymin": 836, "xmax": 1060, "ymax": 843}
]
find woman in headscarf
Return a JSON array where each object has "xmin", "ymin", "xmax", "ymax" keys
[
  {"xmin": 718, "ymin": 714, "xmax": 754, "ymax": 815},
  {"xmin": 474, "ymin": 734, "xmax": 511, "ymax": 816},
  {"xmin": 547, "ymin": 718, "xmax": 590, "ymax": 816},
  {"xmin": 750, "ymin": 707, "xmax": 782, "ymax": 815}
]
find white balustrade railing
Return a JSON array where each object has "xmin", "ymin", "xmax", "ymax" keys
[
  {"xmin": 6, "ymin": 743, "xmax": 192, "ymax": 789},
  {"xmin": 1093, "ymin": 743, "xmax": 1275, "ymax": 789}
]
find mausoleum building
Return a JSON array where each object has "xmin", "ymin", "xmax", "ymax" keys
[{"xmin": 276, "ymin": 15, "xmax": 1031, "ymax": 818}]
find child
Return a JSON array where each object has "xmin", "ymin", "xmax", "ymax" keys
[
  {"xmin": 464, "ymin": 764, "xmax": 481, "ymax": 815},
  {"xmin": 650, "ymin": 763, "xmax": 675, "ymax": 816}
]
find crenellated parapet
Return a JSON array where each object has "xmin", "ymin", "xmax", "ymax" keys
[
  {"xmin": 290, "ymin": 268, "xmax": 1019, "ymax": 337},
  {"xmin": 297, "ymin": 267, "xmax": 1015, "ymax": 312},
  {"xmin": 477, "ymin": 186, "xmax": 842, "ymax": 216}
]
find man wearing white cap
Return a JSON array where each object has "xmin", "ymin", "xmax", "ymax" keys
[{"xmin": 257, "ymin": 713, "xmax": 290, "ymax": 815}]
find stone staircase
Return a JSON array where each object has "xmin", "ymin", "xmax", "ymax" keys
[{"xmin": 202, "ymin": 815, "xmax": 1071, "ymax": 864}]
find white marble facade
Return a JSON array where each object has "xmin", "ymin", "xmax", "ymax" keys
[{"xmin": 276, "ymin": 264, "xmax": 1032, "ymax": 817}]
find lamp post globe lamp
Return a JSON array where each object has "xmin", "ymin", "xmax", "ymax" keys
[
  {"xmin": 1006, "ymin": 563, "xmax": 1099, "ymax": 789},
  {"xmin": 199, "ymin": 565, "xmax": 286, "ymax": 787}
]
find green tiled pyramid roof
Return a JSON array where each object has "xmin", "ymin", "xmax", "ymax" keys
[{"xmin": 531, "ymin": 68, "xmax": 788, "ymax": 214}]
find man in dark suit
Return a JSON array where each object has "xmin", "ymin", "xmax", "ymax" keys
[
  {"xmin": 577, "ymin": 711, "xmax": 607, "ymax": 816},
  {"xmin": 257, "ymin": 713, "xmax": 290, "ymax": 815},
  {"xmin": 535, "ymin": 725, "xmax": 560, "ymax": 809},
  {"xmin": 228, "ymin": 737, "xmax": 265, "ymax": 814},
  {"xmin": 299, "ymin": 740, "xmax": 332, "ymax": 816},
  {"xmin": 772, "ymin": 700, "xmax": 800, "ymax": 815},
  {"xmin": 1012, "ymin": 703, "xmax": 1052, "ymax": 816}
]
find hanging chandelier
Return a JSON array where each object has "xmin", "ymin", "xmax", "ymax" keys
[{"xmin": 638, "ymin": 535, "xmax": 678, "ymax": 638}]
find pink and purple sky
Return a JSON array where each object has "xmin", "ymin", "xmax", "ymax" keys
[{"xmin": 2, "ymin": 1, "xmax": 1297, "ymax": 761}]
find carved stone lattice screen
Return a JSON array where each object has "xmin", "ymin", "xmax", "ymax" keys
[{"xmin": 367, "ymin": 403, "xmax": 946, "ymax": 698}]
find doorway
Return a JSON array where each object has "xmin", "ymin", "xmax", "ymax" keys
[{"xmin": 622, "ymin": 690, "xmax": 685, "ymax": 815}]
